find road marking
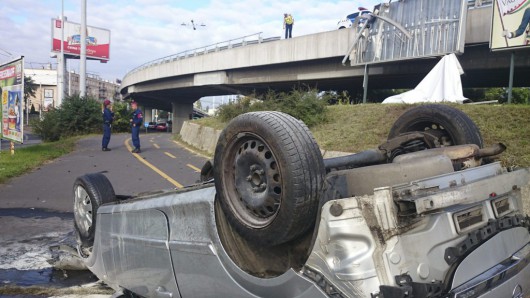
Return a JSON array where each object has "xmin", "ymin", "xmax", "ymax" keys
[
  {"xmin": 187, "ymin": 164, "xmax": 201, "ymax": 172},
  {"xmin": 172, "ymin": 140, "xmax": 210, "ymax": 160},
  {"xmin": 153, "ymin": 144, "xmax": 160, "ymax": 149},
  {"xmin": 124, "ymin": 138, "xmax": 183, "ymax": 188},
  {"xmin": 164, "ymin": 152, "xmax": 176, "ymax": 159},
  {"xmin": 149, "ymin": 139, "xmax": 154, "ymax": 143}
]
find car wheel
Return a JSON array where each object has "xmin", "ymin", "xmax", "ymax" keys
[
  {"xmin": 214, "ymin": 112, "xmax": 326, "ymax": 247},
  {"xmin": 73, "ymin": 173, "xmax": 116, "ymax": 256},
  {"xmin": 388, "ymin": 104, "xmax": 484, "ymax": 149}
]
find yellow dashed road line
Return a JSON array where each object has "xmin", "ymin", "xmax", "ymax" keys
[
  {"xmin": 172, "ymin": 140, "xmax": 210, "ymax": 160},
  {"xmin": 124, "ymin": 138, "xmax": 183, "ymax": 188},
  {"xmin": 164, "ymin": 152, "xmax": 176, "ymax": 159},
  {"xmin": 186, "ymin": 164, "xmax": 201, "ymax": 172},
  {"xmin": 153, "ymin": 144, "xmax": 160, "ymax": 149}
]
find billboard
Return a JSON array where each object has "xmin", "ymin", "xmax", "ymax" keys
[
  {"xmin": 51, "ymin": 18, "xmax": 110, "ymax": 61},
  {"xmin": 491, "ymin": 0, "xmax": 530, "ymax": 50},
  {"xmin": 0, "ymin": 57, "xmax": 24, "ymax": 143},
  {"xmin": 347, "ymin": 0, "xmax": 467, "ymax": 66}
]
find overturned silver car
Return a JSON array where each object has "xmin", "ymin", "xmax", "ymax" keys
[{"xmin": 73, "ymin": 105, "xmax": 530, "ymax": 298}]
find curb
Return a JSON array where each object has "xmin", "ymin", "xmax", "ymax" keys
[{"xmin": 179, "ymin": 121, "xmax": 352, "ymax": 158}]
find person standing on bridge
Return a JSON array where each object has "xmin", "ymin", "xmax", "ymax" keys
[
  {"xmin": 502, "ymin": 7, "xmax": 530, "ymax": 45},
  {"xmin": 102, "ymin": 99, "xmax": 114, "ymax": 152},
  {"xmin": 283, "ymin": 13, "xmax": 294, "ymax": 39},
  {"xmin": 130, "ymin": 100, "xmax": 143, "ymax": 153}
]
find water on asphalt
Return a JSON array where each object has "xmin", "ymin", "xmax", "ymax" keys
[{"xmin": 0, "ymin": 208, "xmax": 111, "ymax": 297}]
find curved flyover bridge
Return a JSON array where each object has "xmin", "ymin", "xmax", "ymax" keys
[{"xmin": 120, "ymin": 2, "xmax": 530, "ymax": 133}]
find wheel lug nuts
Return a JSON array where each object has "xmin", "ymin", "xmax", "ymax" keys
[
  {"xmin": 246, "ymin": 175, "xmax": 252, "ymax": 182},
  {"xmin": 260, "ymin": 183, "xmax": 266, "ymax": 189},
  {"xmin": 257, "ymin": 169, "xmax": 264, "ymax": 175},
  {"xmin": 250, "ymin": 165, "xmax": 257, "ymax": 171},
  {"xmin": 252, "ymin": 187, "xmax": 259, "ymax": 192}
]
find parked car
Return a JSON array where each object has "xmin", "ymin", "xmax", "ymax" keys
[
  {"xmin": 337, "ymin": 9, "xmax": 372, "ymax": 29},
  {"xmin": 147, "ymin": 122, "xmax": 157, "ymax": 130},
  {"xmin": 73, "ymin": 105, "xmax": 530, "ymax": 298},
  {"xmin": 156, "ymin": 122, "xmax": 168, "ymax": 132}
]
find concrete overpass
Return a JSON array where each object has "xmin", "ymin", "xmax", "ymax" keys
[{"xmin": 120, "ymin": 3, "xmax": 530, "ymax": 132}]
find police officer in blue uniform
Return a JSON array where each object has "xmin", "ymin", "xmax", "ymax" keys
[
  {"xmin": 102, "ymin": 99, "xmax": 114, "ymax": 151},
  {"xmin": 130, "ymin": 100, "xmax": 143, "ymax": 153}
]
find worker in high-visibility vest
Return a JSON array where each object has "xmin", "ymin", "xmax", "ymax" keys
[{"xmin": 283, "ymin": 13, "xmax": 294, "ymax": 39}]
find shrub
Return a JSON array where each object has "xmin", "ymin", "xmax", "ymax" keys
[
  {"xmin": 31, "ymin": 108, "xmax": 62, "ymax": 142},
  {"xmin": 216, "ymin": 88, "xmax": 329, "ymax": 127},
  {"xmin": 32, "ymin": 95, "xmax": 130, "ymax": 142}
]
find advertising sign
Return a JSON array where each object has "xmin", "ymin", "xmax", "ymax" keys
[
  {"xmin": 491, "ymin": 0, "xmax": 530, "ymax": 50},
  {"xmin": 0, "ymin": 57, "xmax": 24, "ymax": 143},
  {"xmin": 51, "ymin": 18, "xmax": 110, "ymax": 61},
  {"xmin": 43, "ymin": 89, "xmax": 54, "ymax": 111}
]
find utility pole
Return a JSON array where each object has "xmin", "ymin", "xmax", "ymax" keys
[
  {"xmin": 57, "ymin": 0, "xmax": 65, "ymax": 107},
  {"xmin": 80, "ymin": 0, "xmax": 87, "ymax": 97}
]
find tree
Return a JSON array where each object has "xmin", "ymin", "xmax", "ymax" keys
[
  {"xmin": 194, "ymin": 99, "xmax": 203, "ymax": 110},
  {"xmin": 24, "ymin": 76, "xmax": 37, "ymax": 100}
]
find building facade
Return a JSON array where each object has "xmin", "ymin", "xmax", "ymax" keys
[{"xmin": 25, "ymin": 65, "xmax": 121, "ymax": 112}]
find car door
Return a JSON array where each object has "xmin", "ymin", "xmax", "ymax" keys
[{"xmin": 105, "ymin": 208, "xmax": 181, "ymax": 298}]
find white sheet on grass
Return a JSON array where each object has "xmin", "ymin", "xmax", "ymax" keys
[{"xmin": 382, "ymin": 53, "xmax": 467, "ymax": 104}]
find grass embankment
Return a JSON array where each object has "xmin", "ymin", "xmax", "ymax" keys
[
  {"xmin": 0, "ymin": 138, "xmax": 77, "ymax": 184},
  {"xmin": 194, "ymin": 104, "xmax": 530, "ymax": 168}
]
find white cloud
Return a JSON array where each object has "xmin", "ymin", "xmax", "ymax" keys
[{"xmin": 0, "ymin": 0, "xmax": 380, "ymax": 81}]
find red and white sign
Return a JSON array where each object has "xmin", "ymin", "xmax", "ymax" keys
[
  {"xmin": 51, "ymin": 18, "xmax": 110, "ymax": 61},
  {"xmin": 497, "ymin": 0, "xmax": 530, "ymax": 15}
]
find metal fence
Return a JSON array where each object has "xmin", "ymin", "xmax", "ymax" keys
[
  {"xmin": 349, "ymin": 0, "xmax": 469, "ymax": 66},
  {"xmin": 123, "ymin": 32, "xmax": 280, "ymax": 80}
]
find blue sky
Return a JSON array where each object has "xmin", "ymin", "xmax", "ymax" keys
[{"xmin": 0, "ymin": 0, "xmax": 381, "ymax": 81}]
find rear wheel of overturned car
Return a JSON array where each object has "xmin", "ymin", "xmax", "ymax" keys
[
  {"xmin": 388, "ymin": 104, "xmax": 484, "ymax": 154},
  {"xmin": 73, "ymin": 173, "xmax": 116, "ymax": 257},
  {"xmin": 214, "ymin": 112, "xmax": 326, "ymax": 247}
]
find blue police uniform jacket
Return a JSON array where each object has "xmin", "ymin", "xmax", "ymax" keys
[
  {"xmin": 131, "ymin": 108, "xmax": 143, "ymax": 126},
  {"xmin": 103, "ymin": 108, "xmax": 114, "ymax": 124}
]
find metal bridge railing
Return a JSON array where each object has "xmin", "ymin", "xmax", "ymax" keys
[{"xmin": 123, "ymin": 32, "xmax": 280, "ymax": 81}]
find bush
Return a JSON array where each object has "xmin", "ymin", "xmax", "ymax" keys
[
  {"xmin": 216, "ymin": 88, "xmax": 329, "ymax": 127},
  {"xmin": 110, "ymin": 101, "xmax": 132, "ymax": 132},
  {"xmin": 32, "ymin": 95, "xmax": 130, "ymax": 142},
  {"xmin": 31, "ymin": 108, "xmax": 62, "ymax": 142}
]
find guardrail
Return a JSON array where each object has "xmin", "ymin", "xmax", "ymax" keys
[{"xmin": 123, "ymin": 32, "xmax": 281, "ymax": 81}]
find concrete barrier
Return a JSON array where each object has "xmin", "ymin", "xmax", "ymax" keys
[
  {"xmin": 179, "ymin": 121, "xmax": 352, "ymax": 158},
  {"xmin": 179, "ymin": 121, "xmax": 222, "ymax": 154}
]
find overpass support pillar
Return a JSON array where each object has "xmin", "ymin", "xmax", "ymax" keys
[
  {"xmin": 143, "ymin": 108, "xmax": 153, "ymax": 124},
  {"xmin": 171, "ymin": 102, "xmax": 193, "ymax": 134}
]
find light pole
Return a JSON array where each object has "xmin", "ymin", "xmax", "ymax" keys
[
  {"xmin": 80, "ymin": 0, "xmax": 87, "ymax": 97},
  {"xmin": 57, "ymin": 0, "xmax": 65, "ymax": 107}
]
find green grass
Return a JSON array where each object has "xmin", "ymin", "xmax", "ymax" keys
[
  {"xmin": 0, "ymin": 138, "xmax": 77, "ymax": 183},
  {"xmin": 192, "ymin": 104, "xmax": 530, "ymax": 168}
]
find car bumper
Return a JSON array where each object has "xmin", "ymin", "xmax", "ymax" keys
[{"xmin": 449, "ymin": 242, "xmax": 530, "ymax": 298}]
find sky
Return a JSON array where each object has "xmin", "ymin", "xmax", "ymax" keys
[{"xmin": 0, "ymin": 0, "xmax": 381, "ymax": 82}]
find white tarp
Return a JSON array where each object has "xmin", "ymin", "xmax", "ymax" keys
[{"xmin": 382, "ymin": 53, "xmax": 467, "ymax": 104}]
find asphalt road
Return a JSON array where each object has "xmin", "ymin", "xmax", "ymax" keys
[
  {"xmin": 0, "ymin": 132, "xmax": 209, "ymax": 212},
  {"xmin": 0, "ymin": 132, "xmax": 209, "ymax": 296}
]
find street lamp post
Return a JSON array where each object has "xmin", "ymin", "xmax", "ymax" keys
[{"xmin": 80, "ymin": 0, "xmax": 87, "ymax": 97}]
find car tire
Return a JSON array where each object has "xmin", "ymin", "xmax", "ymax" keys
[
  {"xmin": 73, "ymin": 173, "xmax": 116, "ymax": 253},
  {"xmin": 214, "ymin": 112, "xmax": 326, "ymax": 247},
  {"xmin": 388, "ymin": 104, "xmax": 483, "ymax": 148}
]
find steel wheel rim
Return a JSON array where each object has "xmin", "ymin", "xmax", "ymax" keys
[
  {"xmin": 222, "ymin": 134, "xmax": 283, "ymax": 228},
  {"xmin": 407, "ymin": 121, "xmax": 454, "ymax": 147},
  {"xmin": 74, "ymin": 185, "xmax": 93, "ymax": 235}
]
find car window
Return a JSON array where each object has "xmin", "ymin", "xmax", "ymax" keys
[{"xmin": 347, "ymin": 12, "xmax": 359, "ymax": 19}]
